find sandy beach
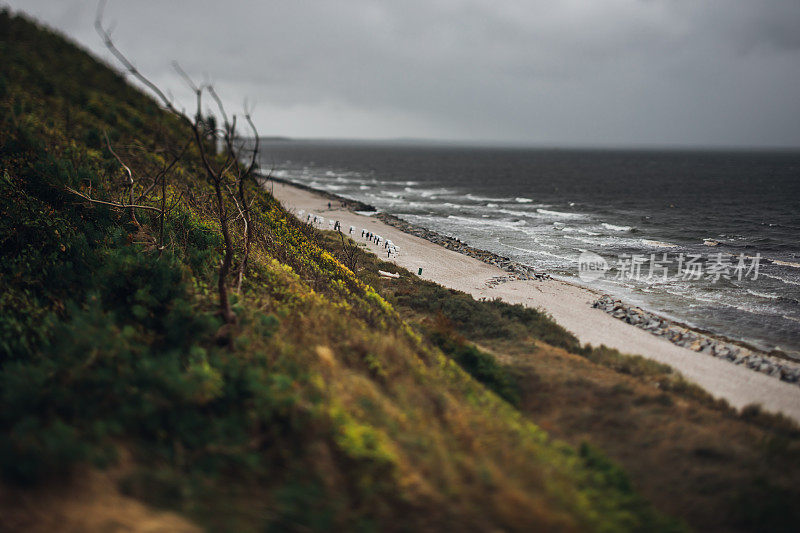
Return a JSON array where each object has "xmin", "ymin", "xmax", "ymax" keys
[{"xmin": 271, "ymin": 180, "xmax": 800, "ymax": 422}]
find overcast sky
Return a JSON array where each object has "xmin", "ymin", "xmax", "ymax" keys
[{"xmin": 6, "ymin": 0, "xmax": 800, "ymax": 148}]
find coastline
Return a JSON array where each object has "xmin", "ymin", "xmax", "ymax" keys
[{"xmin": 266, "ymin": 175, "xmax": 800, "ymax": 421}]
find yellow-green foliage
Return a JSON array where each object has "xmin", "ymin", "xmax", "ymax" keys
[{"xmin": 0, "ymin": 9, "xmax": 681, "ymax": 531}]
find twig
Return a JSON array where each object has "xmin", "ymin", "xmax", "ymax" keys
[
  {"xmin": 65, "ymin": 186, "xmax": 163, "ymax": 213},
  {"xmin": 104, "ymin": 130, "xmax": 139, "ymax": 226}
]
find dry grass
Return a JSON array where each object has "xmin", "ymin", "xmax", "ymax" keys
[{"xmin": 501, "ymin": 339, "xmax": 800, "ymax": 533}]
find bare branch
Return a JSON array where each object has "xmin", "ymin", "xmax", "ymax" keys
[
  {"xmin": 171, "ymin": 61, "xmax": 200, "ymax": 93},
  {"xmin": 104, "ymin": 131, "xmax": 133, "ymax": 184},
  {"xmin": 65, "ymin": 186, "xmax": 163, "ymax": 214},
  {"xmin": 95, "ymin": 1, "xmax": 184, "ymax": 122},
  {"xmin": 244, "ymin": 113, "xmax": 260, "ymax": 176},
  {"xmin": 136, "ymin": 138, "xmax": 191, "ymax": 203},
  {"xmin": 207, "ymin": 85, "xmax": 230, "ymax": 130},
  {"xmin": 96, "ymin": 3, "xmax": 243, "ymax": 324},
  {"xmin": 166, "ymin": 190, "xmax": 186, "ymax": 214},
  {"xmin": 103, "ymin": 130, "xmax": 140, "ymax": 225}
]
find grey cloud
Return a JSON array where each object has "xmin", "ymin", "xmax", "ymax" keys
[{"xmin": 5, "ymin": 0, "xmax": 800, "ymax": 147}]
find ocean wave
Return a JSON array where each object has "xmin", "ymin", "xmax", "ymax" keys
[
  {"xmin": 367, "ymin": 196, "xmax": 405, "ymax": 205},
  {"xmin": 771, "ymin": 259, "xmax": 800, "ymax": 268},
  {"xmin": 562, "ymin": 235, "xmax": 608, "ymax": 246},
  {"xmin": 403, "ymin": 187, "xmax": 457, "ymax": 198},
  {"xmin": 514, "ymin": 247, "xmax": 574, "ymax": 261},
  {"xmin": 602, "ymin": 222, "xmax": 633, "ymax": 232},
  {"xmin": 762, "ymin": 273, "xmax": 800, "ymax": 286},
  {"xmin": 662, "ymin": 286, "xmax": 782, "ymax": 317},
  {"xmin": 641, "ymin": 239, "xmax": 677, "ymax": 248},
  {"xmin": 515, "ymin": 197, "xmax": 534, "ymax": 203},
  {"xmin": 384, "ymin": 180, "xmax": 420, "ymax": 186},
  {"xmin": 502, "ymin": 243, "xmax": 540, "ymax": 254},
  {"xmin": 537, "ymin": 208, "xmax": 583, "ymax": 218},
  {"xmin": 466, "ymin": 193, "xmax": 514, "ymax": 202},
  {"xmin": 746, "ymin": 289, "xmax": 780, "ymax": 299},
  {"xmin": 560, "ymin": 226, "xmax": 599, "ymax": 236},
  {"xmin": 497, "ymin": 208, "xmax": 535, "ymax": 218},
  {"xmin": 447, "ymin": 215, "xmax": 527, "ymax": 228}
]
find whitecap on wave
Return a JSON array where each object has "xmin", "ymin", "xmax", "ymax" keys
[
  {"xmin": 466, "ymin": 193, "xmax": 514, "ymax": 202},
  {"xmin": 538, "ymin": 208, "xmax": 584, "ymax": 219},
  {"xmin": 384, "ymin": 180, "xmax": 420, "ymax": 186},
  {"xmin": 447, "ymin": 215, "xmax": 527, "ymax": 228},
  {"xmin": 772, "ymin": 259, "xmax": 800, "ymax": 268},
  {"xmin": 401, "ymin": 187, "xmax": 457, "ymax": 198},
  {"xmin": 641, "ymin": 239, "xmax": 677, "ymax": 248},
  {"xmin": 747, "ymin": 289, "xmax": 780, "ymax": 299},
  {"xmin": 560, "ymin": 227, "xmax": 600, "ymax": 236},
  {"xmin": 602, "ymin": 222, "xmax": 633, "ymax": 232}
]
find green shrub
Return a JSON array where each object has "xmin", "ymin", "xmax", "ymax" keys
[{"xmin": 429, "ymin": 329, "xmax": 520, "ymax": 406}]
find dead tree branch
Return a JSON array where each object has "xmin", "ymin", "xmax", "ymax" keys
[
  {"xmin": 65, "ymin": 186, "xmax": 163, "ymax": 214},
  {"xmin": 95, "ymin": 2, "xmax": 267, "ymax": 324},
  {"xmin": 103, "ymin": 131, "xmax": 139, "ymax": 226}
]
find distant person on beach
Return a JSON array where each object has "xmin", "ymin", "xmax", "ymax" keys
[{"xmin": 327, "ymin": 201, "xmax": 331, "ymax": 209}]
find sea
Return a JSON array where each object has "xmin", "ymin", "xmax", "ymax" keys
[{"xmin": 259, "ymin": 140, "xmax": 800, "ymax": 358}]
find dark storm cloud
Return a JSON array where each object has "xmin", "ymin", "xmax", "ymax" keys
[{"xmin": 6, "ymin": 0, "xmax": 800, "ymax": 147}]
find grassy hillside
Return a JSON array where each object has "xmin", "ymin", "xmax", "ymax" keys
[
  {"xmin": 319, "ymin": 232, "xmax": 800, "ymax": 533},
  {"xmin": 1, "ymin": 9, "xmax": 798, "ymax": 533},
  {"xmin": 0, "ymin": 10, "xmax": 680, "ymax": 531}
]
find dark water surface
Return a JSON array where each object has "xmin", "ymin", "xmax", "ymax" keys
[{"xmin": 261, "ymin": 140, "xmax": 800, "ymax": 356}]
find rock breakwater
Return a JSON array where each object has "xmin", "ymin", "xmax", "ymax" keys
[{"xmin": 593, "ymin": 295, "xmax": 800, "ymax": 386}]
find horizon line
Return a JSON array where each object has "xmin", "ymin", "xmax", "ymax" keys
[{"xmin": 252, "ymin": 136, "xmax": 800, "ymax": 153}]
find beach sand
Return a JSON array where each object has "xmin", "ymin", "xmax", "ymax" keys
[{"xmin": 271, "ymin": 180, "xmax": 800, "ymax": 422}]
